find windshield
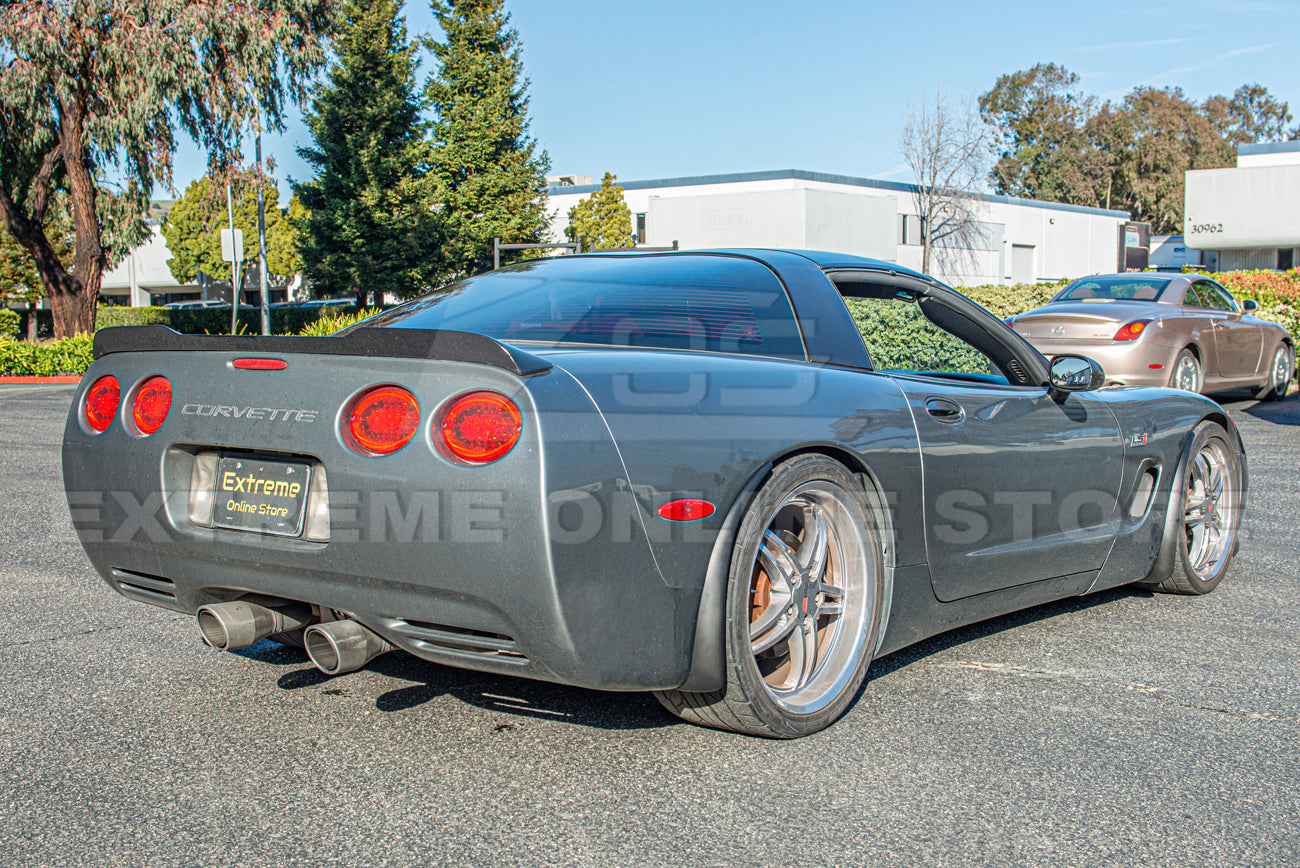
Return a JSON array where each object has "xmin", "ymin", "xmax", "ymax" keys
[
  {"xmin": 1054, "ymin": 276, "xmax": 1173, "ymax": 302},
  {"xmin": 360, "ymin": 254, "xmax": 807, "ymax": 360}
]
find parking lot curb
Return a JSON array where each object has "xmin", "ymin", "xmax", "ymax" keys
[{"xmin": 0, "ymin": 375, "xmax": 83, "ymax": 384}]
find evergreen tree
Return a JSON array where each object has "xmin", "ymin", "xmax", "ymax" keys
[
  {"xmin": 425, "ymin": 0, "xmax": 550, "ymax": 278},
  {"xmin": 566, "ymin": 173, "xmax": 634, "ymax": 249},
  {"xmin": 297, "ymin": 0, "xmax": 438, "ymax": 307}
]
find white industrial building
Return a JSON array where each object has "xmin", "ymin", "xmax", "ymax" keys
[
  {"xmin": 100, "ymin": 223, "xmax": 292, "ymax": 307},
  {"xmin": 99, "ymin": 224, "xmax": 197, "ymax": 306},
  {"xmin": 1185, "ymin": 141, "xmax": 1300, "ymax": 272},
  {"xmin": 546, "ymin": 170, "xmax": 1137, "ymax": 287}
]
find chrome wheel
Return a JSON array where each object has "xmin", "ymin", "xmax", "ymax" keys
[
  {"xmin": 1182, "ymin": 437, "xmax": 1238, "ymax": 582},
  {"xmin": 653, "ymin": 455, "xmax": 882, "ymax": 737},
  {"xmin": 1270, "ymin": 346, "xmax": 1291, "ymax": 394},
  {"xmin": 747, "ymin": 481, "xmax": 872, "ymax": 715},
  {"xmin": 1170, "ymin": 350, "xmax": 1201, "ymax": 392}
]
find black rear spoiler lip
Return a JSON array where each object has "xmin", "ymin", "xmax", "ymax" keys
[{"xmin": 91, "ymin": 325, "xmax": 553, "ymax": 378}]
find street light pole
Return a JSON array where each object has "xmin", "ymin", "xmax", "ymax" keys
[
  {"xmin": 226, "ymin": 184, "xmax": 240, "ymax": 335},
  {"xmin": 255, "ymin": 131, "xmax": 271, "ymax": 335}
]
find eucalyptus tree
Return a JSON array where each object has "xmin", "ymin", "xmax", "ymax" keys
[{"xmin": 0, "ymin": 0, "xmax": 339, "ymax": 335}]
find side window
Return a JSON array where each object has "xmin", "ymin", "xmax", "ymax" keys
[
  {"xmin": 846, "ymin": 296, "xmax": 996, "ymax": 376},
  {"xmin": 1197, "ymin": 282, "xmax": 1237, "ymax": 312},
  {"xmin": 1183, "ymin": 285, "xmax": 1208, "ymax": 308}
]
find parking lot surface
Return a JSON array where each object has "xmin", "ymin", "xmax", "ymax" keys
[{"xmin": 2, "ymin": 384, "xmax": 1298, "ymax": 867}]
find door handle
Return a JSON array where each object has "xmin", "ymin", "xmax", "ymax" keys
[{"xmin": 925, "ymin": 397, "xmax": 965, "ymax": 424}]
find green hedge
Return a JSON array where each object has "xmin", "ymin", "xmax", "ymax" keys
[
  {"xmin": 1187, "ymin": 268, "xmax": 1300, "ymax": 344},
  {"xmin": 0, "ymin": 334, "xmax": 94, "ymax": 376},
  {"xmin": 7, "ymin": 270, "xmax": 1299, "ymax": 378},
  {"xmin": 96, "ymin": 305, "xmax": 342, "ymax": 336},
  {"xmin": 0, "ymin": 308, "xmax": 18, "ymax": 338}
]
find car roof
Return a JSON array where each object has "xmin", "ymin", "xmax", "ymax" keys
[{"xmin": 1065, "ymin": 272, "xmax": 1195, "ymax": 288}]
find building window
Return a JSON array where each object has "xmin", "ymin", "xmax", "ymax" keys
[
  {"xmin": 899, "ymin": 215, "xmax": 922, "ymax": 246},
  {"xmin": 1279, "ymin": 248, "xmax": 1294, "ymax": 271},
  {"xmin": 635, "ymin": 213, "xmax": 646, "ymax": 245}
]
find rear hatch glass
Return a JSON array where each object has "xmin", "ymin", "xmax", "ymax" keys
[{"xmin": 362, "ymin": 255, "xmax": 807, "ymax": 361}]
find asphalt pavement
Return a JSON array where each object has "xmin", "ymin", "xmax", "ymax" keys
[{"xmin": 2, "ymin": 383, "xmax": 1297, "ymax": 867}]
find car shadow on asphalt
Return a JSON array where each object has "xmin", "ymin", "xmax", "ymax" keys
[
  {"xmin": 861, "ymin": 584, "xmax": 1151, "ymax": 686},
  {"xmin": 1225, "ymin": 391, "xmax": 1300, "ymax": 426},
  {"xmin": 238, "ymin": 585, "xmax": 1154, "ymax": 735},
  {"xmin": 258, "ymin": 643, "xmax": 675, "ymax": 731}
]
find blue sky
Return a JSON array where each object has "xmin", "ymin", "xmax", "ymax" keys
[{"xmin": 172, "ymin": 0, "xmax": 1300, "ymax": 201}]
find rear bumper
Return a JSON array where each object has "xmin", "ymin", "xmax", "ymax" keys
[
  {"xmin": 62, "ymin": 351, "xmax": 705, "ymax": 692},
  {"xmin": 89, "ymin": 538, "xmax": 696, "ymax": 691}
]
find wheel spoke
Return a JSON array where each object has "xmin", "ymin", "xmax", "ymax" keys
[
  {"xmin": 758, "ymin": 531, "xmax": 799, "ymax": 594},
  {"xmin": 751, "ymin": 608, "xmax": 799, "ymax": 655},
  {"xmin": 818, "ymin": 582, "xmax": 846, "ymax": 615},
  {"xmin": 749, "ymin": 584, "xmax": 793, "ymax": 639},
  {"xmin": 800, "ymin": 507, "xmax": 830, "ymax": 580},
  {"xmin": 1184, "ymin": 495, "xmax": 1209, "ymax": 525},
  {"xmin": 783, "ymin": 617, "xmax": 818, "ymax": 689}
]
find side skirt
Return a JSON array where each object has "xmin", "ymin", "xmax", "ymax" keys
[{"xmin": 875, "ymin": 565, "xmax": 1098, "ymax": 659}]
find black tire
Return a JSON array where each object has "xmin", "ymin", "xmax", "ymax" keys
[
  {"xmin": 654, "ymin": 455, "xmax": 884, "ymax": 738},
  {"xmin": 1144, "ymin": 422, "xmax": 1242, "ymax": 595},
  {"xmin": 1168, "ymin": 349, "xmax": 1202, "ymax": 393},
  {"xmin": 1253, "ymin": 343, "xmax": 1292, "ymax": 401}
]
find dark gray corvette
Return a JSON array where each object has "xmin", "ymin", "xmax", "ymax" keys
[{"xmin": 63, "ymin": 250, "xmax": 1246, "ymax": 738}]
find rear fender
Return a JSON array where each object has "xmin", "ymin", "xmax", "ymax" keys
[{"xmin": 676, "ymin": 456, "xmax": 897, "ymax": 692}]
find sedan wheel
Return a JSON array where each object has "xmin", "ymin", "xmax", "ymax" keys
[
  {"xmin": 1169, "ymin": 349, "xmax": 1202, "ymax": 393},
  {"xmin": 1144, "ymin": 422, "xmax": 1241, "ymax": 595},
  {"xmin": 1253, "ymin": 344, "xmax": 1292, "ymax": 401},
  {"xmin": 654, "ymin": 455, "xmax": 882, "ymax": 738}
]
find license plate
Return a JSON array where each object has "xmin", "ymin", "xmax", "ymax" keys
[{"xmin": 212, "ymin": 457, "xmax": 311, "ymax": 537}]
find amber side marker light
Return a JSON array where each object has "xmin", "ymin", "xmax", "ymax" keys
[
  {"xmin": 438, "ymin": 391, "xmax": 522, "ymax": 465},
  {"xmin": 84, "ymin": 375, "xmax": 120, "ymax": 433},
  {"xmin": 346, "ymin": 385, "xmax": 420, "ymax": 455},
  {"xmin": 132, "ymin": 376, "xmax": 173, "ymax": 435},
  {"xmin": 1113, "ymin": 320, "xmax": 1152, "ymax": 342},
  {"xmin": 657, "ymin": 499, "xmax": 716, "ymax": 522}
]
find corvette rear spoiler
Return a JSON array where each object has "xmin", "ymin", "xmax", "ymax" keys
[{"xmin": 92, "ymin": 325, "xmax": 553, "ymax": 377}]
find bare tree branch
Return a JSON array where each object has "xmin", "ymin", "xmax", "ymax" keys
[{"xmin": 898, "ymin": 92, "xmax": 990, "ymax": 277}]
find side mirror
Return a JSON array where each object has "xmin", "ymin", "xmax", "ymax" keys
[
  {"xmin": 1242, "ymin": 299, "xmax": 1258, "ymax": 312},
  {"xmin": 1049, "ymin": 354, "xmax": 1106, "ymax": 398}
]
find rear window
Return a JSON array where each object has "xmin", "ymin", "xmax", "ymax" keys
[
  {"xmin": 1055, "ymin": 276, "xmax": 1173, "ymax": 302},
  {"xmin": 362, "ymin": 255, "xmax": 807, "ymax": 360}
]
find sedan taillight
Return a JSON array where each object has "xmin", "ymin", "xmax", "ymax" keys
[
  {"xmin": 1113, "ymin": 320, "xmax": 1153, "ymax": 342},
  {"xmin": 84, "ymin": 375, "xmax": 120, "ymax": 433}
]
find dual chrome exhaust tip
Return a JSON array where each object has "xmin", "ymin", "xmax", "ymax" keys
[{"xmin": 197, "ymin": 601, "xmax": 391, "ymax": 675}]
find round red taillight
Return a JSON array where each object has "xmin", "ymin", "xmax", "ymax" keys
[
  {"xmin": 84, "ymin": 375, "xmax": 120, "ymax": 433},
  {"xmin": 131, "ymin": 376, "xmax": 173, "ymax": 436},
  {"xmin": 437, "ymin": 391, "xmax": 522, "ymax": 465},
  {"xmin": 346, "ymin": 386, "xmax": 421, "ymax": 455}
]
